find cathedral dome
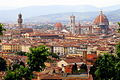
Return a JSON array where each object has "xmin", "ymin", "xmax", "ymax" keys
[
  {"xmin": 54, "ymin": 22, "xmax": 63, "ymax": 28},
  {"xmin": 93, "ymin": 11, "xmax": 109, "ymax": 26}
]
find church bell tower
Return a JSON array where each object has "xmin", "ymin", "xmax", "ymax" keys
[{"xmin": 70, "ymin": 15, "xmax": 75, "ymax": 34}]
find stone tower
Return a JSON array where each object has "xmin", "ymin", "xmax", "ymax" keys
[
  {"xmin": 70, "ymin": 15, "xmax": 75, "ymax": 34},
  {"xmin": 18, "ymin": 13, "xmax": 23, "ymax": 29}
]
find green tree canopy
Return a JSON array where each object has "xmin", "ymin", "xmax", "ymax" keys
[
  {"xmin": 15, "ymin": 51, "xmax": 26, "ymax": 56},
  {"xmin": 116, "ymin": 42, "xmax": 120, "ymax": 58},
  {"xmin": 9, "ymin": 61, "xmax": 25, "ymax": 71},
  {"xmin": 0, "ymin": 23, "xmax": 5, "ymax": 35},
  {"xmin": 4, "ymin": 66, "xmax": 34, "ymax": 80},
  {"xmin": 90, "ymin": 53, "xmax": 117, "ymax": 80},
  {"xmin": 114, "ymin": 61, "xmax": 120, "ymax": 80},
  {"xmin": 72, "ymin": 63, "xmax": 78, "ymax": 74},
  {"xmin": 0, "ymin": 57, "xmax": 7, "ymax": 71},
  {"xmin": 117, "ymin": 22, "xmax": 120, "ymax": 33},
  {"xmin": 90, "ymin": 22, "xmax": 120, "ymax": 80},
  {"xmin": 27, "ymin": 45, "xmax": 59, "ymax": 72},
  {"xmin": 0, "ymin": 23, "xmax": 6, "ymax": 42},
  {"xmin": 80, "ymin": 63, "xmax": 87, "ymax": 72}
]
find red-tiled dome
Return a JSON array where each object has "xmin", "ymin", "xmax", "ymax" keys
[
  {"xmin": 93, "ymin": 11, "xmax": 109, "ymax": 26},
  {"xmin": 54, "ymin": 22, "xmax": 62, "ymax": 28}
]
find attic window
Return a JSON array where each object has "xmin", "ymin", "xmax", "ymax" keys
[{"xmin": 62, "ymin": 64, "xmax": 64, "ymax": 67}]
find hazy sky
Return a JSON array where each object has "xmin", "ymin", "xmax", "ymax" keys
[{"xmin": 0, "ymin": 0, "xmax": 120, "ymax": 10}]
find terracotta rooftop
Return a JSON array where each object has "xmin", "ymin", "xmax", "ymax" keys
[{"xmin": 93, "ymin": 11, "xmax": 109, "ymax": 26}]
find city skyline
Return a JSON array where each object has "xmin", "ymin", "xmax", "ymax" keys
[{"xmin": 0, "ymin": 0, "xmax": 120, "ymax": 10}]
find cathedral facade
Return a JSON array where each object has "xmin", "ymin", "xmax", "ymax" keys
[
  {"xmin": 92, "ymin": 11, "xmax": 109, "ymax": 34},
  {"xmin": 69, "ymin": 11, "xmax": 109, "ymax": 35}
]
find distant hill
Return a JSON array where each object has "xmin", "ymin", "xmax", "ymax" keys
[
  {"xmin": 102, "ymin": 5, "xmax": 120, "ymax": 11},
  {"xmin": 25, "ymin": 12, "xmax": 98, "ymax": 23},
  {"xmin": 0, "ymin": 5, "xmax": 99, "ymax": 22},
  {"xmin": 0, "ymin": 5, "xmax": 120, "ymax": 23},
  {"xmin": 107, "ymin": 9, "xmax": 120, "ymax": 22},
  {"xmin": 25, "ymin": 9, "xmax": 120, "ymax": 23}
]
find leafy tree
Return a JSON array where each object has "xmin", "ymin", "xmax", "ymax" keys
[
  {"xmin": 27, "ymin": 45, "xmax": 58, "ymax": 72},
  {"xmin": 114, "ymin": 61, "xmax": 120, "ymax": 80},
  {"xmin": 15, "ymin": 51, "xmax": 26, "ymax": 56},
  {"xmin": 117, "ymin": 22, "xmax": 120, "ymax": 33},
  {"xmin": 72, "ymin": 63, "xmax": 78, "ymax": 74},
  {"xmin": 90, "ymin": 22, "xmax": 120, "ymax": 80},
  {"xmin": 114, "ymin": 25, "xmax": 120, "ymax": 80},
  {"xmin": 0, "ymin": 23, "xmax": 5, "ymax": 35},
  {"xmin": 19, "ymin": 61, "xmax": 25, "ymax": 67},
  {"xmin": 8, "ymin": 57, "xmax": 25, "ymax": 71},
  {"xmin": 10, "ymin": 61, "xmax": 25, "ymax": 71},
  {"xmin": 116, "ymin": 42, "xmax": 120, "ymax": 58},
  {"xmin": 4, "ymin": 70, "xmax": 17, "ymax": 80},
  {"xmin": 4, "ymin": 66, "xmax": 34, "ymax": 80},
  {"xmin": 89, "ymin": 65, "xmax": 97, "ymax": 80},
  {"xmin": 0, "ymin": 23, "xmax": 6, "ymax": 42},
  {"xmin": 11, "ymin": 64, "xmax": 20, "ymax": 71},
  {"xmin": 0, "ymin": 57, "xmax": 7, "ymax": 71},
  {"xmin": 46, "ymin": 52, "xmax": 59, "ymax": 63},
  {"xmin": 90, "ymin": 53, "xmax": 117, "ymax": 80},
  {"xmin": 49, "ymin": 52, "xmax": 59, "ymax": 59},
  {"xmin": 5, "ymin": 45, "xmax": 59, "ymax": 80},
  {"xmin": 113, "ymin": 23, "xmax": 120, "ymax": 80},
  {"xmin": 80, "ymin": 63, "xmax": 87, "ymax": 72}
]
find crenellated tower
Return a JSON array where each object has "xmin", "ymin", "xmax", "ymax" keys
[{"xmin": 18, "ymin": 13, "xmax": 23, "ymax": 29}]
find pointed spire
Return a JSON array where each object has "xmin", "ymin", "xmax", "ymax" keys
[
  {"xmin": 71, "ymin": 12, "xmax": 74, "ymax": 16},
  {"xmin": 100, "ymin": 10, "xmax": 103, "ymax": 15},
  {"xmin": 18, "ymin": 13, "xmax": 22, "ymax": 18},
  {"xmin": 78, "ymin": 20, "xmax": 81, "ymax": 26}
]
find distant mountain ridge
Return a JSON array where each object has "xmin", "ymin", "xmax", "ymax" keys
[
  {"xmin": 0, "ymin": 5, "xmax": 120, "ymax": 23},
  {"xmin": 25, "ymin": 12, "xmax": 98, "ymax": 23},
  {"xmin": 25, "ymin": 9, "xmax": 120, "ymax": 23}
]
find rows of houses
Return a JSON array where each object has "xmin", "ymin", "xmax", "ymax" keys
[{"xmin": 0, "ymin": 36, "xmax": 117, "ymax": 56}]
